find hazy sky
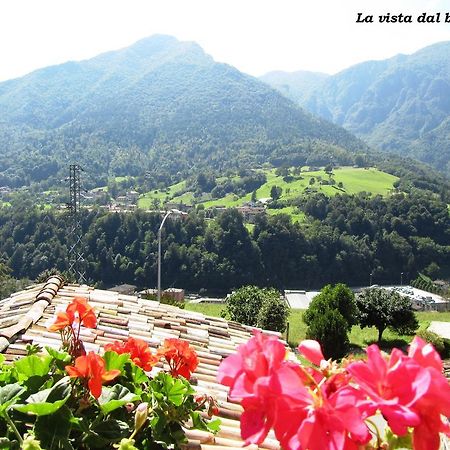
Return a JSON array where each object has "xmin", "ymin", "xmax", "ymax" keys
[{"xmin": 1, "ymin": 0, "xmax": 450, "ymax": 82}]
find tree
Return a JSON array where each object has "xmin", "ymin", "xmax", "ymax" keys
[
  {"xmin": 224, "ymin": 285, "xmax": 287, "ymax": 331},
  {"xmin": 324, "ymin": 164, "xmax": 333, "ymax": 174},
  {"xmin": 305, "ymin": 308, "xmax": 349, "ymax": 359},
  {"xmin": 355, "ymin": 288, "xmax": 418, "ymax": 342},
  {"xmin": 270, "ymin": 185, "xmax": 283, "ymax": 201},
  {"xmin": 256, "ymin": 293, "xmax": 289, "ymax": 333},
  {"xmin": 303, "ymin": 284, "xmax": 357, "ymax": 359},
  {"xmin": 354, "ymin": 154, "xmax": 365, "ymax": 167},
  {"xmin": 304, "ymin": 283, "xmax": 357, "ymax": 331}
]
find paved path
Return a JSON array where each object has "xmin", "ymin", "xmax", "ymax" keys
[{"xmin": 428, "ymin": 321, "xmax": 450, "ymax": 340}]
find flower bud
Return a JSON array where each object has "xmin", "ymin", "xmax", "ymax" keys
[
  {"xmin": 22, "ymin": 435, "xmax": 43, "ymax": 450},
  {"xmin": 114, "ymin": 438, "xmax": 138, "ymax": 450},
  {"xmin": 134, "ymin": 402, "xmax": 148, "ymax": 433}
]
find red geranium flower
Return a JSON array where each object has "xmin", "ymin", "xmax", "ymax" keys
[
  {"xmin": 48, "ymin": 297, "xmax": 97, "ymax": 331},
  {"xmin": 288, "ymin": 385, "xmax": 371, "ymax": 450},
  {"xmin": 49, "ymin": 310, "xmax": 75, "ymax": 331},
  {"xmin": 157, "ymin": 338, "xmax": 198, "ymax": 379},
  {"xmin": 65, "ymin": 351, "xmax": 120, "ymax": 398},
  {"xmin": 67, "ymin": 297, "xmax": 97, "ymax": 328},
  {"xmin": 105, "ymin": 337, "xmax": 159, "ymax": 371}
]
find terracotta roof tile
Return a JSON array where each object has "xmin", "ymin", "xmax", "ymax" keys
[{"xmin": 0, "ymin": 276, "xmax": 283, "ymax": 450}]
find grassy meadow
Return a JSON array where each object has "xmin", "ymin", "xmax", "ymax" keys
[
  {"xmin": 185, "ymin": 302, "xmax": 450, "ymax": 351},
  {"xmin": 138, "ymin": 167, "xmax": 399, "ymax": 220}
]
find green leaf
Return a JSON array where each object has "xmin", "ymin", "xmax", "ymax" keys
[
  {"xmin": 26, "ymin": 344, "xmax": 42, "ymax": 356},
  {"xmin": 191, "ymin": 411, "xmax": 221, "ymax": 433},
  {"xmin": 0, "ymin": 354, "xmax": 5, "ymax": 365},
  {"xmin": 103, "ymin": 351, "xmax": 129, "ymax": 373},
  {"xmin": 0, "ymin": 367, "xmax": 14, "ymax": 384},
  {"xmin": 34, "ymin": 405, "xmax": 73, "ymax": 450},
  {"xmin": 206, "ymin": 418, "xmax": 221, "ymax": 433},
  {"xmin": 164, "ymin": 376, "xmax": 188, "ymax": 407},
  {"xmin": 91, "ymin": 419, "xmax": 130, "ymax": 440},
  {"xmin": 0, "ymin": 383, "xmax": 25, "ymax": 414},
  {"xmin": 14, "ymin": 397, "xmax": 68, "ymax": 416},
  {"xmin": 14, "ymin": 355, "xmax": 53, "ymax": 380},
  {"xmin": 45, "ymin": 347, "xmax": 71, "ymax": 363},
  {"xmin": 126, "ymin": 362, "xmax": 149, "ymax": 385},
  {"xmin": 385, "ymin": 428, "xmax": 413, "ymax": 449},
  {"xmin": 14, "ymin": 377, "xmax": 71, "ymax": 416},
  {"xmin": 98, "ymin": 384, "xmax": 139, "ymax": 415}
]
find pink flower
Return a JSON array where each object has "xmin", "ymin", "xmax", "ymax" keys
[
  {"xmin": 217, "ymin": 330, "xmax": 309, "ymax": 445},
  {"xmin": 407, "ymin": 337, "xmax": 450, "ymax": 450},
  {"xmin": 288, "ymin": 386, "xmax": 371, "ymax": 450},
  {"xmin": 347, "ymin": 344, "xmax": 430, "ymax": 435}
]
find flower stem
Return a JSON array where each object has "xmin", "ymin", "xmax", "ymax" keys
[
  {"xmin": 365, "ymin": 418, "xmax": 382, "ymax": 449},
  {"xmin": 4, "ymin": 410, "xmax": 23, "ymax": 445}
]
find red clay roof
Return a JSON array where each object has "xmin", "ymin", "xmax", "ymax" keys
[{"xmin": 0, "ymin": 276, "xmax": 282, "ymax": 450}]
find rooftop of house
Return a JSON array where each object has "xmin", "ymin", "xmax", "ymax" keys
[{"xmin": 0, "ymin": 276, "xmax": 282, "ymax": 450}]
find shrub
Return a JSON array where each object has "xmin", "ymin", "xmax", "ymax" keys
[
  {"xmin": 303, "ymin": 283, "xmax": 357, "ymax": 331},
  {"xmin": 224, "ymin": 286, "xmax": 264, "ymax": 326},
  {"xmin": 305, "ymin": 308, "xmax": 349, "ymax": 359},
  {"xmin": 256, "ymin": 295, "xmax": 289, "ymax": 333},
  {"xmin": 224, "ymin": 286, "xmax": 287, "ymax": 332}
]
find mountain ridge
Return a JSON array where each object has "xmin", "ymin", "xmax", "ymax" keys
[
  {"xmin": 260, "ymin": 41, "xmax": 450, "ymax": 173},
  {"xmin": 0, "ymin": 34, "xmax": 370, "ymax": 188}
]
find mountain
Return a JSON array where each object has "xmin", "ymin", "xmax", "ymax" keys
[
  {"xmin": 259, "ymin": 70, "xmax": 328, "ymax": 105},
  {"xmin": 0, "ymin": 35, "xmax": 366, "ymax": 189},
  {"xmin": 260, "ymin": 42, "xmax": 450, "ymax": 173}
]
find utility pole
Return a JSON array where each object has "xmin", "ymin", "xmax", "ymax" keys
[
  {"xmin": 67, "ymin": 164, "xmax": 86, "ymax": 283},
  {"xmin": 157, "ymin": 210, "xmax": 173, "ymax": 302}
]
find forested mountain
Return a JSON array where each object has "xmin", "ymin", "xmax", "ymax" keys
[
  {"xmin": 0, "ymin": 35, "xmax": 367, "ymax": 189},
  {"xmin": 260, "ymin": 42, "xmax": 450, "ymax": 173}
]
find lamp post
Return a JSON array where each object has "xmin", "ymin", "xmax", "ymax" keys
[
  {"xmin": 369, "ymin": 271, "xmax": 374, "ymax": 287},
  {"xmin": 158, "ymin": 210, "xmax": 173, "ymax": 302},
  {"xmin": 400, "ymin": 272, "xmax": 404, "ymax": 286}
]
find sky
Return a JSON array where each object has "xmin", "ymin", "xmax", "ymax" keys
[{"xmin": 0, "ymin": 0, "xmax": 450, "ymax": 82}]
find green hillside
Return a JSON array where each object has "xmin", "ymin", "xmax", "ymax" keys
[
  {"xmin": 138, "ymin": 180, "xmax": 188, "ymax": 209},
  {"xmin": 137, "ymin": 166, "xmax": 399, "ymax": 220}
]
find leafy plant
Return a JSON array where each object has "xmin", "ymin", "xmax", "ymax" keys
[
  {"xmin": 305, "ymin": 308, "xmax": 349, "ymax": 359},
  {"xmin": 0, "ymin": 297, "xmax": 220, "ymax": 449}
]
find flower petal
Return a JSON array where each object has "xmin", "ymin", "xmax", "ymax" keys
[{"xmin": 298, "ymin": 340, "xmax": 325, "ymax": 366}]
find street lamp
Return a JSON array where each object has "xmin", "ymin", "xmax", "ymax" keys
[
  {"xmin": 400, "ymin": 272, "xmax": 404, "ymax": 286},
  {"xmin": 157, "ymin": 210, "xmax": 173, "ymax": 302},
  {"xmin": 369, "ymin": 271, "xmax": 374, "ymax": 287}
]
